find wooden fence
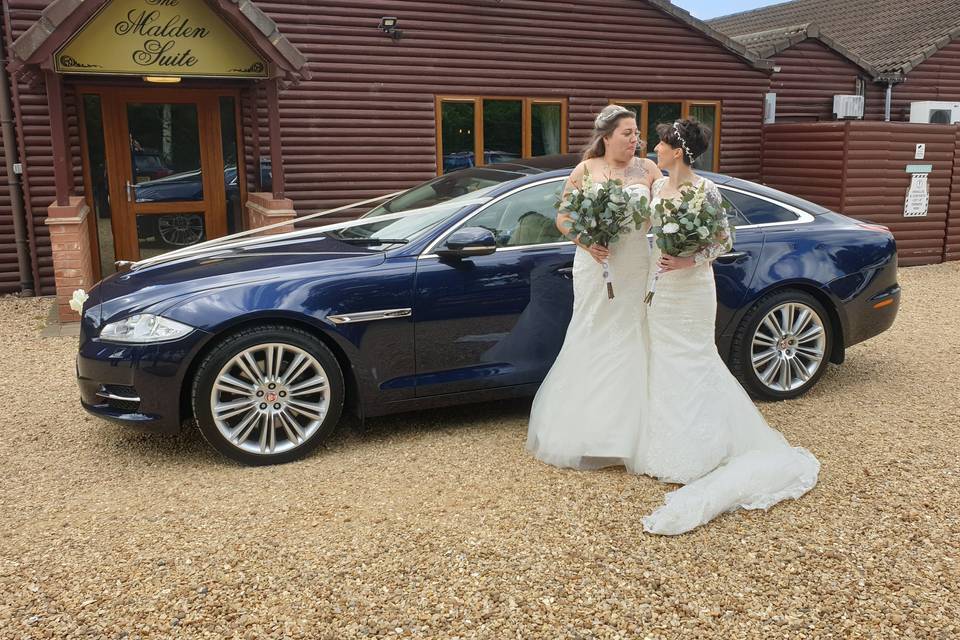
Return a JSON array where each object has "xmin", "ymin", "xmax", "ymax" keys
[{"xmin": 761, "ymin": 121, "xmax": 960, "ymax": 266}]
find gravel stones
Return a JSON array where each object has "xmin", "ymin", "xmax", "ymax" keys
[{"xmin": 1, "ymin": 262, "xmax": 959, "ymax": 638}]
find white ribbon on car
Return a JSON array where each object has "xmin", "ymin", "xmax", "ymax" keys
[
  {"xmin": 130, "ymin": 190, "xmax": 406, "ymax": 270},
  {"xmin": 129, "ymin": 191, "xmax": 501, "ymax": 272}
]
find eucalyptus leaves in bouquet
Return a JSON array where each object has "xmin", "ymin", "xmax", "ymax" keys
[
  {"xmin": 646, "ymin": 181, "xmax": 733, "ymax": 304},
  {"xmin": 556, "ymin": 169, "xmax": 650, "ymax": 299}
]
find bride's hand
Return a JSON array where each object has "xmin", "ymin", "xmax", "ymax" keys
[
  {"xmin": 587, "ymin": 244, "xmax": 610, "ymax": 264},
  {"xmin": 658, "ymin": 255, "xmax": 696, "ymax": 271}
]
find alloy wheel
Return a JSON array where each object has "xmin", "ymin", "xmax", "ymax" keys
[
  {"xmin": 750, "ymin": 302, "xmax": 826, "ymax": 393},
  {"xmin": 210, "ymin": 343, "xmax": 330, "ymax": 456}
]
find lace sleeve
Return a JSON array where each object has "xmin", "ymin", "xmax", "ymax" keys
[
  {"xmin": 693, "ymin": 180, "xmax": 733, "ymax": 266},
  {"xmin": 651, "ymin": 176, "xmax": 668, "ymax": 198}
]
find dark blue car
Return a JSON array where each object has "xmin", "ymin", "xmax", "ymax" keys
[{"xmin": 76, "ymin": 155, "xmax": 900, "ymax": 465}]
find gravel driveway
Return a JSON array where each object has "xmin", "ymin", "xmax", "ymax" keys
[{"xmin": 2, "ymin": 263, "xmax": 958, "ymax": 639}]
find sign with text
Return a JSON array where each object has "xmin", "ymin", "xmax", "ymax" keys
[
  {"xmin": 55, "ymin": 0, "xmax": 267, "ymax": 78},
  {"xmin": 904, "ymin": 172, "xmax": 930, "ymax": 217}
]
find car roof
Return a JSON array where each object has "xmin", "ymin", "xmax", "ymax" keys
[{"xmin": 486, "ymin": 155, "xmax": 827, "ymax": 215}]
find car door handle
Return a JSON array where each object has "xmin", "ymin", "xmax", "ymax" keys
[
  {"xmin": 715, "ymin": 251, "xmax": 748, "ymax": 264},
  {"xmin": 555, "ymin": 266, "xmax": 574, "ymax": 277}
]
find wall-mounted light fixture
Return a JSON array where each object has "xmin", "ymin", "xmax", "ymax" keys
[
  {"xmin": 379, "ymin": 16, "xmax": 403, "ymax": 41},
  {"xmin": 143, "ymin": 76, "xmax": 182, "ymax": 84}
]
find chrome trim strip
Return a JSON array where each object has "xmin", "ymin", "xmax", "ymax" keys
[
  {"xmin": 95, "ymin": 391, "xmax": 141, "ymax": 403},
  {"xmin": 717, "ymin": 185, "xmax": 816, "ymax": 228},
  {"xmin": 420, "ymin": 240, "xmax": 574, "ymax": 261},
  {"xmin": 326, "ymin": 308, "xmax": 412, "ymax": 324},
  {"xmin": 421, "ymin": 177, "xmax": 569, "ymax": 258}
]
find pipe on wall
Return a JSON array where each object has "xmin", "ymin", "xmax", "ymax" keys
[
  {"xmin": 0, "ymin": 26, "xmax": 33, "ymax": 295},
  {"xmin": 884, "ymin": 82, "xmax": 893, "ymax": 122}
]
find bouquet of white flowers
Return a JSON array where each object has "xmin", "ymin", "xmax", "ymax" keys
[
  {"xmin": 646, "ymin": 181, "xmax": 732, "ymax": 304},
  {"xmin": 556, "ymin": 169, "xmax": 649, "ymax": 299}
]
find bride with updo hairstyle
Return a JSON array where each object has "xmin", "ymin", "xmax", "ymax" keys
[{"xmin": 634, "ymin": 117, "xmax": 821, "ymax": 535}]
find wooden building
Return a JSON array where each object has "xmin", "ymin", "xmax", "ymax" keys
[
  {"xmin": 709, "ymin": 0, "xmax": 960, "ymax": 123},
  {"xmin": 0, "ymin": 0, "xmax": 775, "ymax": 313}
]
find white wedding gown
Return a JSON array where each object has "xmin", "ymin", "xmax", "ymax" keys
[
  {"xmin": 526, "ymin": 183, "xmax": 653, "ymax": 470},
  {"xmin": 636, "ymin": 177, "xmax": 820, "ymax": 534}
]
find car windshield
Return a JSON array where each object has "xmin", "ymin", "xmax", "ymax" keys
[
  {"xmin": 364, "ymin": 167, "xmax": 523, "ymax": 217},
  {"xmin": 325, "ymin": 201, "xmax": 472, "ymax": 246}
]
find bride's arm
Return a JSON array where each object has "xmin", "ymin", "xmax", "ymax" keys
[
  {"xmin": 658, "ymin": 180, "xmax": 732, "ymax": 272},
  {"xmin": 643, "ymin": 158, "xmax": 663, "ymax": 187},
  {"xmin": 556, "ymin": 163, "xmax": 584, "ymax": 242},
  {"xmin": 556, "ymin": 162, "xmax": 608, "ymax": 262}
]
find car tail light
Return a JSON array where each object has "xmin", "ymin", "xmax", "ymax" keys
[{"xmin": 856, "ymin": 221, "xmax": 890, "ymax": 233}]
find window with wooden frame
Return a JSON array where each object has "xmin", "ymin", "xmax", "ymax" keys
[
  {"xmin": 609, "ymin": 100, "xmax": 721, "ymax": 172},
  {"xmin": 435, "ymin": 96, "xmax": 568, "ymax": 174}
]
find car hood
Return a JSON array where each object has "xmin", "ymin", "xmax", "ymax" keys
[{"xmin": 93, "ymin": 234, "xmax": 386, "ymax": 325}]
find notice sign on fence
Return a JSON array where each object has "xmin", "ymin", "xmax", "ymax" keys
[{"xmin": 904, "ymin": 172, "xmax": 930, "ymax": 217}]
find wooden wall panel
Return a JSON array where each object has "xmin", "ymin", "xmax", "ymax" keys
[
  {"xmin": 768, "ymin": 39, "xmax": 886, "ymax": 122},
  {"xmin": 889, "ymin": 39, "xmax": 960, "ymax": 122},
  {"xmin": 763, "ymin": 121, "xmax": 956, "ymax": 266},
  {"xmin": 255, "ymin": 0, "xmax": 770, "ymax": 223},
  {"xmin": 945, "ymin": 127, "xmax": 960, "ymax": 261}
]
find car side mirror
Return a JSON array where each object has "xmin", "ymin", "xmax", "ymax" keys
[{"xmin": 436, "ymin": 227, "xmax": 497, "ymax": 259}]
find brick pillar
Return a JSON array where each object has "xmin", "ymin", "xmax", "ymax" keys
[
  {"xmin": 245, "ymin": 192, "xmax": 296, "ymax": 235},
  {"xmin": 45, "ymin": 197, "xmax": 95, "ymax": 323}
]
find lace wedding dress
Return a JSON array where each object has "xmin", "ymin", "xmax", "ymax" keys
[
  {"xmin": 637, "ymin": 176, "xmax": 820, "ymax": 535},
  {"xmin": 526, "ymin": 182, "xmax": 653, "ymax": 470}
]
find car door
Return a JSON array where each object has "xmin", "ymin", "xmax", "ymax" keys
[
  {"xmin": 713, "ymin": 186, "xmax": 766, "ymax": 336},
  {"xmin": 413, "ymin": 178, "xmax": 575, "ymax": 397}
]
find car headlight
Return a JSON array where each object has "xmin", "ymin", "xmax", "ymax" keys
[{"xmin": 99, "ymin": 314, "xmax": 194, "ymax": 343}]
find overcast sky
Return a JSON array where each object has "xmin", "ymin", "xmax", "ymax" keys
[{"xmin": 673, "ymin": 0, "xmax": 783, "ymax": 20}]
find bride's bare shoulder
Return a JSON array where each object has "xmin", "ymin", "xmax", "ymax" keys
[
  {"xmin": 568, "ymin": 159, "xmax": 592, "ymax": 183},
  {"xmin": 640, "ymin": 158, "xmax": 663, "ymax": 182}
]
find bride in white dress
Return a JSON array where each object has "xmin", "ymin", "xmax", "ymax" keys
[
  {"xmin": 637, "ymin": 119, "xmax": 820, "ymax": 535},
  {"xmin": 526, "ymin": 104, "xmax": 661, "ymax": 470}
]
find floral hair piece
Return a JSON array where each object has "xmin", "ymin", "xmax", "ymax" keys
[{"xmin": 673, "ymin": 122, "xmax": 695, "ymax": 163}]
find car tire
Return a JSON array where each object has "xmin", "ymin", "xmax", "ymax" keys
[
  {"xmin": 729, "ymin": 289, "xmax": 833, "ymax": 401},
  {"xmin": 192, "ymin": 324, "xmax": 345, "ymax": 465}
]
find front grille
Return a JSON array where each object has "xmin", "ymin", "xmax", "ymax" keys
[{"xmin": 98, "ymin": 385, "xmax": 141, "ymax": 413}]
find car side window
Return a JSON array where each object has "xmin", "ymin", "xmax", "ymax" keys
[
  {"xmin": 467, "ymin": 181, "xmax": 566, "ymax": 248},
  {"xmin": 718, "ymin": 192, "xmax": 751, "ymax": 228},
  {"xmin": 721, "ymin": 189, "xmax": 799, "ymax": 226}
]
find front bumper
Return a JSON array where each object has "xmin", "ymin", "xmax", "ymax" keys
[{"xmin": 77, "ymin": 329, "xmax": 211, "ymax": 434}]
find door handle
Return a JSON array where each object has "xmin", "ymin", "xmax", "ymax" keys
[
  {"xmin": 555, "ymin": 265, "xmax": 574, "ymax": 277},
  {"xmin": 125, "ymin": 180, "xmax": 134, "ymax": 202},
  {"xmin": 715, "ymin": 251, "xmax": 748, "ymax": 264}
]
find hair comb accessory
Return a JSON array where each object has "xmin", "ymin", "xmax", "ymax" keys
[
  {"xmin": 673, "ymin": 121, "xmax": 695, "ymax": 162},
  {"xmin": 595, "ymin": 105, "xmax": 632, "ymax": 129}
]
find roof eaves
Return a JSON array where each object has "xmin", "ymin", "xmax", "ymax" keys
[
  {"xmin": 645, "ymin": 0, "xmax": 774, "ymax": 71},
  {"xmin": 732, "ymin": 21, "xmax": 883, "ymax": 80},
  {"xmin": 10, "ymin": 0, "xmax": 106, "ymax": 64},
  {"xmin": 896, "ymin": 27, "xmax": 960, "ymax": 77}
]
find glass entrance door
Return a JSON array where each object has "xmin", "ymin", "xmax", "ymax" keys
[{"xmin": 88, "ymin": 88, "xmax": 240, "ymax": 267}]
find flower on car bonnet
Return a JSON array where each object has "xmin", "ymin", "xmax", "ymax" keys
[{"xmin": 69, "ymin": 289, "xmax": 88, "ymax": 313}]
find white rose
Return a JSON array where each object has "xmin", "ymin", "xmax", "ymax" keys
[
  {"xmin": 69, "ymin": 289, "xmax": 89, "ymax": 313},
  {"xmin": 697, "ymin": 226, "xmax": 710, "ymax": 238},
  {"xmin": 663, "ymin": 222, "xmax": 680, "ymax": 234}
]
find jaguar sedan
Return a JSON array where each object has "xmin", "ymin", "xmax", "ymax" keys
[{"xmin": 76, "ymin": 155, "xmax": 900, "ymax": 465}]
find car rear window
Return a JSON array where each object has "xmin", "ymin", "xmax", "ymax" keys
[{"xmin": 722, "ymin": 190, "xmax": 799, "ymax": 225}]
